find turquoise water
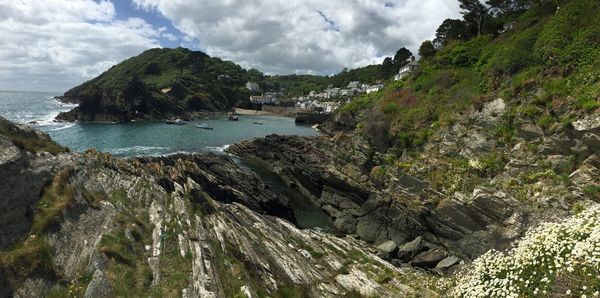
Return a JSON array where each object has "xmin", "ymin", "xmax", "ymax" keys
[{"xmin": 0, "ymin": 90, "xmax": 321, "ymax": 157}]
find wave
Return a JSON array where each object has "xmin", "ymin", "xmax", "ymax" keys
[
  {"xmin": 205, "ymin": 144, "xmax": 231, "ymax": 152},
  {"xmin": 110, "ymin": 146, "xmax": 171, "ymax": 156},
  {"xmin": 51, "ymin": 98, "xmax": 79, "ymax": 109},
  {"xmin": 45, "ymin": 123, "xmax": 76, "ymax": 132}
]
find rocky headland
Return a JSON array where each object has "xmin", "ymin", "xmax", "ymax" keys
[{"xmin": 55, "ymin": 48, "xmax": 251, "ymax": 123}]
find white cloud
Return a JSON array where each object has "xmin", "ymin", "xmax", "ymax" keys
[
  {"xmin": 0, "ymin": 0, "xmax": 461, "ymax": 92},
  {"xmin": 0, "ymin": 0, "xmax": 161, "ymax": 92},
  {"xmin": 133, "ymin": 0, "xmax": 461, "ymax": 74}
]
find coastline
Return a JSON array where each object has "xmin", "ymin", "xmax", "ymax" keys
[{"xmin": 235, "ymin": 108, "xmax": 279, "ymax": 116}]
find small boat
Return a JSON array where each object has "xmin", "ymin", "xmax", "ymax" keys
[
  {"xmin": 196, "ymin": 123, "xmax": 214, "ymax": 130},
  {"xmin": 174, "ymin": 119, "xmax": 187, "ymax": 125},
  {"xmin": 253, "ymin": 122, "xmax": 264, "ymax": 125},
  {"xmin": 228, "ymin": 114, "xmax": 239, "ymax": 121},
  {"xmin": 165, "ymin": 119, "xmax": 175, "ymax": 124}
]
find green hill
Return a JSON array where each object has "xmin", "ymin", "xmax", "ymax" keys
[
  {"xmin": 57, "ymin": 48, "xmax": 251, "ymax": 122},
  {"xmin": 336, "ymin": 0, "xmax": 600, "ymax": 152}
]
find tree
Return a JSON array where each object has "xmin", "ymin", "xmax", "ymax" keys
[
  {"xmin": 486, "ymin": 0, "xmax": 530, "ymax": 16},
  {"xmin": 434, "ymin": 19, "xmax": 470, "ymax": 47},
  {"xmin": 459, "ymin": 0, "xmax": 490, "ymax": 36},
  {"xmin": 393, "ymin": 47, "xmax": 413, "ymax": 67},
  {"xmin": 418, "ymin": 41, "xmax": 436, "ymax": 59},
  {"xmin": 247, "ymin": 68, "xmax": 264, "ymax": 82},
  {"xmin": 382, "ymin": 57, "xmax": 395, "ymax": 77}
]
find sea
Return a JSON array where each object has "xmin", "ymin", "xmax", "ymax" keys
[
  {"xmin": 0, "ymin": 90, "xmax": 331, "ymax": 228},
  {"xmin": 0, "ymin": 90, "xmax": 321, "ymax": 157}
]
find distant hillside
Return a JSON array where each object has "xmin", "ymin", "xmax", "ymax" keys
[
  {"xmin": 249, "ymin": 64, "xmax": 390, "ymax": 98},
  {"xmin": 57, "ymin": 48, "xmax": 251, "ymax": 122},
  {"xmin": 336, "ymin": 0, "xmax": 600, "ymax": 151}
]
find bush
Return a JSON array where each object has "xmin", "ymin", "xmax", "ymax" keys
[{"xmin": 452, "ymin": 205, "xmax": 600, "ymax": 297}]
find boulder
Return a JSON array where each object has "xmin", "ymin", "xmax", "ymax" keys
[
  {"xmin": 375, "ymin": 240, "xmax": 398, "ymax": 259},
  {"xmin": 583, "ymin": 133, "xmax": 600, "ymax": 154},
  {"xmin": 410, "ymin": 249, "xmax": 447, "ymax": 268},
  {"xmin": 517, "ymin": 123, "xmax": 543, "ymax": 141},
  {"xmin": 569, "ymin": 154, "xmax": 600, "ymax": 185},
  {"xmin": 573, "ymin": 113, "xmax": 600, "ymax": 134},
  {"xmin": 435, "ymin": 256, "xmax": 460, "ymax": 271},
  {"xmin": 397, "ymin": 236, "xmax": 427, "ymax": 261},
  {"xmin": 538, "ymin": 133, "xmax": 576, "ymax": 155}
]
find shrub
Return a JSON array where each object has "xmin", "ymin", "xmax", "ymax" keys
[{"xmin": 452, "ymin": 205, "xmax": 600, "ymax": 297}]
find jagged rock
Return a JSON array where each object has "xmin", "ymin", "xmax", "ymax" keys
[
  {"xmin": 376, "ymin": 240, "xmax": 398, "ymax": 259},
  {"xmin": 0, "ymin": 136, "xmax": 55, "ymax": 248},
  {"xmin": 547, "ymin": 155, "xmax": 574, "ymax": 173},
  {"xmin": 84, "ymin": 270, "xmax": 112, "ymax": 298},
  {"xmin": 582, "ymin": 133, "xmax": 600, "ymax": 153},
  {"xmin": 570, "ymin": 154, "xmax": 600, "ymax": 186},
  {"xmin": 517, "ymin": 123, "xmax": 544, "ymax": 140},
  {"xmin": 538, "ymin": 133, "xmax": 576, "ymax": 155},
  {"xmin": 397, "ymin": 236, "xmax": 427, "ymax": 261},
  {"xmin": 426, "ymin": 188, "xmax": 518, "ymax": 259},
  {"xmin": 410, "ymin": 249, "xmax": 447, "ymax": 268},
  {"xmin": 573, "ymin": 113, "xmax": 600, "ymax": 134}
]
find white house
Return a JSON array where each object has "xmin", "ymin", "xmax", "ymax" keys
[
  {"xmin": 394, "ymin": 61, "xmax": 419, "ymax": 80},
  {"xmin": 250, "ymin": 95, "xmax": 278, "ymax": 105},
  {"xmin": 347, "ymin": 81, "xmax": 360, "ymax": 89},
  {"xmin": 245, "ymin": 81, "xmax": 260, "ymax": 91},
  {"xmin": 366, "ymin": 84, "xmax": 385, "ymax": 94}
]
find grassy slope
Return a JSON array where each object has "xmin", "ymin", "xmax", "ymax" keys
[{"xmin": 340, "ymin": 0, "xmax": 600, "ymax": 151}]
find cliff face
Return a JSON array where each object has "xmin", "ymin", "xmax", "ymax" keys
[
  {"xmin": 227, "ymin": 100, "xmax": 600, "ymax": 263},
  {"xmin": 56, "ymin": 48, "xmax": 251, "ymax": 122},
  {"xmin": 0, "ymin": 119, "xmax": 433, "ymax": 297}
]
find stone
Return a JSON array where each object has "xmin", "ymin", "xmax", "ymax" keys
[
  {"xmin": 435, "ymin": 256, "xmax": 460, "ymax": 270},
  {"xmin": 397, "ymin": 237, "xmax": 427, "ymax": 261},
  {"xmin": 538, "ymin": 133, "xmax": 576, "ymax": 155},
  {"xmin": 583, "ymin": 133, "xmax": 600, "ymax": 154},
  {"xmin": 410, "ymin": 249, "xmax": 447, "ymax": 268},
  {"xmin": 573, "ymin": 114, "xmax": 600, "ymax": 133},
  {"xmin": 376, "ymin": 240, "xmax": 398, "ymax": 259},
  {"xmin": 84, "ymin": 270, "xmax": 112, "ymax": 298},
  {"xmin": 569, "ymin": 154, "xmax": 600, "ymax": 185},
  {"xmin": 517, "ymin": 123, "xmax": 543, "ymax": 140}
]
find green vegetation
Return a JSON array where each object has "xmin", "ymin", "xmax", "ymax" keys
[
  {"xmin": 60, "ymin": 47, "xmax": 252, "ymax": 121},
  {"xmin": 99, "ymin": 212, "xmax": 157, "ymax": 297},
  {"xmin": 336, "ymin": 0, "xmax": 600, "ymax": 154},
  {"xmin": 32, "ymin": 168, "xmax": 76, "ymax": 235},
  {"xmin": 0, "ymin": 120, "xmax": 68, "ymax": 155},
  {"xmin": 0, "ymin": 168, "xmax": 76, "ymax": 286}
]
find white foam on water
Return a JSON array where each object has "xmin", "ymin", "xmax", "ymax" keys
[
  {"xmin": 110, "ymin": 146, "xmax": 171, "ymax": 156},
  {"xmin": 46, "ymin": 123, "xmax": 76, "ymax": 132},
  {"xmin": 205, "ymin": 144, "xmax": 231, "ymax": 152},
  {"xmin": 50, "ymin": 98, "xmax": 79, "ymax": 109}
]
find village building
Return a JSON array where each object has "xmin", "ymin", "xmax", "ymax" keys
[
  {"xmin": 366, "ymin": 84, "xmax": 385, "ymax": 94},
  {"xmin": 250, "ymin": 95, "xmax": 279, "ymax": 105},
  {"xmin": 394, "ymin": 60, "xmax": 419, "ymax": 80},
  {"xmin": 347, "ymin": 81, "xmax": 360, "ymax": 89},
  {"xmin": 499, "ymin": 21, "xmax": 516, "ymax": 34},
  {"xmin": 245, "ymin": 81, "xmax": 260, "ymax": 91}
]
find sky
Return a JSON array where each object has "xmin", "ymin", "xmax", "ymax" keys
[{"xmin": 0, "ymin": 0, "xmax": 461, "ymax": 92}]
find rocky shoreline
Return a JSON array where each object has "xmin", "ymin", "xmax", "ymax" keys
[
  {"xmin": 0, "ymin": 117, "xmax": 434, "ymax": 297},
  {"xmin": 227, "ymin": 99, "xmax": 600, "ymax": 266}
]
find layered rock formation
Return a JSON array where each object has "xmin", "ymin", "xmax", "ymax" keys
[
  {"xmin": 0, "ymin": 119, "xmax": 432, "ymax": 297},
  {"xmin": 227, "ymin": 100, "xmax": 600, "ymax": 265}
]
